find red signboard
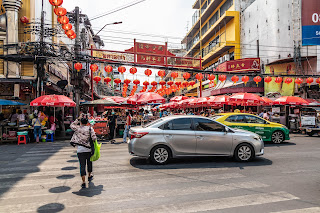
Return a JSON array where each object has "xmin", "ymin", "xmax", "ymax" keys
[
  {"xmin": 136, "ymin": 42, "xmax": 166, "ymax": 55},
  {"xmin": 217, "ymin": 58, "xmax": 260, "ymax": 72},
  {"xmin": 301, "ymin": 0, "xmax": 320, "ymax": 45}
]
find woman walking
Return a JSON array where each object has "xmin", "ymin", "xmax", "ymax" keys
[
  {"xmin": 123, "ymin": 111, "xmax": 132, "ymax": 143},
  {"xmin": 70, "ymin": 114, "xmax": 97, "ymax": 188},
  {"xmin": 32, "ymin": 114, "xmax": 42, "ymax": 143}
]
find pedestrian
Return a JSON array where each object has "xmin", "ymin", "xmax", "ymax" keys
[
  {"xmin": 32, "ymin": 114, "xmax": 42, "ymax": 143},
  {"xmin": 108, "ymin": 110, "xmax": 117, "ymax": 143},
  {"xmin": 17, "ymin": 110, "xmax": 26, "ymax": 126},
  {"xmin": 258, "ymin": 109, "xmax": 264, "ymax": 118},
  {"xmin": 70, "ymin": 113, "xmax": 97, "ymax": 188},
  {"xmin": 123, "ymin": 111, "xmax": 132, "ymax": 143},
  {"xmin": 263, "ymin": 110, "xmax": 270, "ymax": 120}
]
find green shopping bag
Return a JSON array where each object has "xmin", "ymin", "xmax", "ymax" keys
[{"xmin": 90, "ymin": 140, "xmax": 101, "ymax": 161}]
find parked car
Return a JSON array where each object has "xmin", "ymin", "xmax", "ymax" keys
[
  {"xmin": 213, "ymin": 113, "xmax": 290, "ymax": 144},
  {"xmin": 128, "ymin": 115, "xmax": 264, "ymax": 164}
]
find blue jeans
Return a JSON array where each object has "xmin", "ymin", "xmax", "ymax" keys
[
  {"xmin": 123, "ymin": 125, "xmax": 131, "ymax": 142},
  {"xmin": 34, "ymin": 126, "xmax": 42, "ymax": 139}
]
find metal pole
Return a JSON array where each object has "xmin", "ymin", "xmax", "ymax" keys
[
  {"xmin": 74, "ymin": 6, "xmax": 80, "ymax": 118},
  {"xmin": 90, "ymin": 44, "xmax": 94, "ymax": 116},
  {"xmin": 37, "ymin": 0, "xmax": 45, "ymax": 98}
]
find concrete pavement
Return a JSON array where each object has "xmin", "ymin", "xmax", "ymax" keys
[{"xmin": 0, "ymin": 135, "xmax": 320, "ymax": 212}]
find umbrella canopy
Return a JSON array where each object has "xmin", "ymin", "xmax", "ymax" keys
[
  {"xmin": 127, "ymin": 92, "xmax": 165, "ymax": 105},
  {"xmin": 170, "ymin": 96, "xmax": 189, "ymax": 102},
  {"xmin": 261, "ymin": 97, "xmax": 274, "ymax": 106},
  {"xmin": 305, "ymin": 99, "xmax": 320, "ymax": 106},
  {"xmin": 177, "ymin": 97, "xmax": 196, "ymax": 108},
  {"xmin": 30, "ymin": 95, "xmax": 76, "ymax": 107},
  {"xmin": 229, "ymin": 93, "xmax": 265, "ymax": 106},
  {"xmin": 102, "ymin": 96, "xmax": 126, "ymax": 103},
  {"xmin": 273, "ymin": 96, "xmax": 309, "ymax": 105},
  {"xmin": 0, "ymin": 99, "xmax": 26, "ymax": 106},
  {"xmin": 81, "ymin": 98, "xmax": 120, "ymax": 106},
  {"xmin": 209, "ymin": 95, "xmax": 230, "ymax": 105}
]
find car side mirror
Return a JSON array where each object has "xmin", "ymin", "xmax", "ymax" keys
[{"xmin": 224, "ymin": 127, "xmax": 229, "ymax": 133}]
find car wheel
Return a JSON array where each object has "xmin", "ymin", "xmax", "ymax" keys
[
  {"xmin": 150, "ymin": 145, "xmax": 171, "ymax": 165},
  {"xmin": 271, "ymin": 131, "xmax": 285, "ymax": 143},
  {"xmin": 234, "ymin": 144, "xmax": 254, "ymax": 162}
]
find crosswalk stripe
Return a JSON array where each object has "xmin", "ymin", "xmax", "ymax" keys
[
  {"xmin": 271, "ymin": 207, "xmax": 320, "ymax": 213},
  {"xmin": 109, "ymin": 191, "xmax": 299, "ymax": 213}
]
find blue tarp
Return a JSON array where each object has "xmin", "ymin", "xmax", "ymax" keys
[{"xmin": 0, "ymin": 99, "xmax": 26, "ymax": 106}]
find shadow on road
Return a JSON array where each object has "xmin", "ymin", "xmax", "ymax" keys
[
  {"xmin": 37, "ymin": 203, "xmax": 65, "ymax": 213},
  {"xmin": 264, "ymin": 142, "xmax": 296, "ymax": 147},
  {"xmin": 130, "ymin": 156, "xmax": 272, "ymax": 170},
  {"xmin": 72, "ymin": 182, "xmax": 104, "ymax": 197}
]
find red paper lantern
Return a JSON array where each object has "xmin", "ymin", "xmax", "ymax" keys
[
  {"xmin": 242, "ymin": 76, "xmax": 250, "ymax": 85},
  {"xmin": 231, "ymin": 75, "xmax": 239, "ymax": 84},
  {"xmin": 195, "ymin": 73, "xmax": 203, "ymax": 81},
  {"xmin": 275, "ymin": 77, "xmax": 283, "ymax": 84},
  {"xmin": 20, "ymin": 16, "xmax": 29, "ymax": 24},
  {"xmin": 175, "ymin": 81, "xmax": 181, "ymax": 87},
  {"xmin": 219, "ymin": 75, "xmax": 227, "ymax": 82},
  {"xmin": 151, "ymin": 81, "xmax": 157, "ymax": 86},
  {"xmin": 316, "ymin": 78, "xmax": 320, "ymax": 87},
  {"xmin": 183, "ymin": 72, "xmax": 191, "ymax": 80},
  {"xmin": 295, "ymin": 78, "xmax": 303, "ymax": 86},
  {"xmin": 167, "ymin": 81, "xmax": 174, "ymax": 86},
  {"xmin": 62, "ymin": 23, "xmax": 72, "ymax": 31},
  {"xmin": 158, "ymin": 70, "xmax": 166, "ymax": 77},
  {"xmin": 65, "ymin": 30, "xmax": 75, "ymax": 37},
  {"xmin": 264, "ymin": 76, "xmax": 272, "ymax": 83},
  {"xmin": 69, "ymin": 34, "xmax": 76, "ymax": 40},
  {"xmin": 130, "ymin": 67, "xmax": 137, "ymax": 75},
  {"xmin": 90, "ymin": 64, "xmax": 99, "ymax": 72},
  {"xmin": 182, "ymin": 81, "xmax": 189, "ymax": 88},
  {"xmin": 208, "ymin": 74, "xmax": 215, "ymax": 81},
  {"xmin": 171, "ymin": 72, "xmax": 178, "ymax": 79},
  {"xmin": 49, "ymin": 0, "xmax": 63, "ymax": 6},
  {"xmin": 114, "ymin": 78, "xmax": 121, "ymax": 84},
  {"xmin": 59, "ymin": 16, "xmax": 69, "ymax": 25},
  {"xmin": 159, "ymin": 80, "xmax": 166, "ymax": 86},
  {"xmin": 306, "ymin": 77, "xmax": 314, "ymax": 85},
  {"xmin": 284, "ymin": 77, "xmax": 293, "ymax": 84},
  {"xmin": 104, "ymin": 65, "xmax": 113, "ymax": 73},
  {"xmin": 133, "ymin": 79, "xmax": 140, "ymax": 85},
  {"xmin": 74, "ymin": 62, "xmax": 82, "ymax": 71},
  {"xmin": 104, "ymin": 77, "xmax": 111, "ymax": 84},
  {"xmin": 143, "ymin": 81, "xmax": 149, "ymax": 86},
  {"xmin": 253, "ymin": 76, "xmax": 262, "ymax": 86},
  {"xmin": 189, "ymin": 81, "xmax": 196, "ymax": 87},
  {"xmin": 124, "ymin": 79, "xmax": 131, "ymax": 85},
  {"xmin": 54, "ymin": 7, "xmax": 67, "ymax": 16},
  {"xmin": 93, "ymin": 76, "xmax": 101, "ymax": 83},
  {"xmin": 118, "ymin": 66, "xmax": 126, "ymax": 74},
  {"xmin": 145, "ymin": 69, "xmax": 152, "ymax": 76}
]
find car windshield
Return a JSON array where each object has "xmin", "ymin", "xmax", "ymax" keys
[{"xmin": 143, "ymin": 118, "xmax": 163, "ymax": 128}]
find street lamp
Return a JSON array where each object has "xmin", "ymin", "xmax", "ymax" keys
[{"xmin": 94, "ymin": 21, "xmax": 122, "ymax": 37}]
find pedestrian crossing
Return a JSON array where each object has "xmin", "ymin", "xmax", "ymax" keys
[{"xmin": 0, "ymin": 141, "xmax": 319, "ymax": 213}]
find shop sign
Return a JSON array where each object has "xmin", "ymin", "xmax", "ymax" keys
[
  {"xmin": 48, "ymin": 65, "xmax": 67, "ymax": 80},
  {"xmin": 301, "ymin": 116, "xmax": 316, "ymax": 126},
  {"xmin": 217, "ymin": 58, "xmax": 260, "ymax": 72},
  {"xmin": 301, "ymin": 0, "xmax": 320, "ymax": 46},
  {"xmin": 93, "ymin": 50, "xmax": 134, "ymax": 63}
]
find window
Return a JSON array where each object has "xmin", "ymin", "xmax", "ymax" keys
[
  {"xmin": 220, "ymin": 0, "xmax": 233, "ymax": 17},
  {"xmin": 245, "ymin": 115, "xmax": 265, "ymax": 124},
  {"xmin": 209, "ymin": 11, "xmax": 219, "ymax": 26},
  {"xmin": 163, "ymin": 118, "xmax": 193, "ymax": 131},
  {"xmin": 193, "ymin": 118, "xmax": 225, "ymax": 132},
  {"xmin": 225, "ymin": 115, "xmax": 246, "ymax": 123},
  {"xmin": 201, "ymin": 23, "xmax": 208, "ymax": 36}
]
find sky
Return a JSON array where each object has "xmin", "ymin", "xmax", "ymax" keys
[
  {"xmin": 64, "ymin": 0, "xmax": 196, "ymax": 51},
  {"xmin": 63, "ymin": 0, "xmax": 196, "ymax": 82}
]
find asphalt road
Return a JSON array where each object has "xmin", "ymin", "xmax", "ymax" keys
[{"xmin": 0, "ymin": 134, "xmax": 319, "ymax": 213}]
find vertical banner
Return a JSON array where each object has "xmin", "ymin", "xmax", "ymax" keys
[{"xmin": 301, "ymin": 0, "xmax": 320, "ymax": 46}]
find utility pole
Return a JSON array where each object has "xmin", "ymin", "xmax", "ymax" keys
[{"xmin": 74, "ymin": 6, "xmax": 80, "ymax": 118}]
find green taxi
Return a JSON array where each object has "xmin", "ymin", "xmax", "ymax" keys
[{"xmin": 214, "ymin": 113, "xmax": 290, "ymax": 143}]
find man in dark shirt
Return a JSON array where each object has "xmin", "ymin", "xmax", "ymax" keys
[{"xmin": 108, "ymin": 111, "xmax": 117, "ymax": 143}]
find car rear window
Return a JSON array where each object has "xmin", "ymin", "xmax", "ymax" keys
[{"xmin": 143, "ymin": 119, "xmax": 163, "ymax": 128}]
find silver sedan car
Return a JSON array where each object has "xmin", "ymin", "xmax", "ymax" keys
[{"xmin": 128, "ymin": 115, "xmax": 264, "ymax": 164}]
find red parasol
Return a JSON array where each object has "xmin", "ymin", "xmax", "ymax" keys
[
  {"xmin": 305, "ymin": 99, "xmax": 320, "ymax": 106},
  {"xmin": 229, "ymin": 93, "xmax": 265, "ymax": 106},
  {"xmin": 170, "ymin": 96, "xmax": 189, "ymax": 102},
  {"xmin": 273, "ymin": 96, "xmax": 309, "ymax": 105},
  {"xmin": 209, "ymin": 95, "xmax": 230, "ymax": 105},
  {"xmin": 261, "ymin": 97, "xmax": 274, "ymax": 106},
  {"xmin": 176, "ymin": 97, "xmax": 196, "ymax": 108},
  {"xmin": 30, "ymin": 95, "xmax": 76, "ymax": 107},
  {"xmin": 127, "ymin": 92, "xmax": 165, "ymax": 105}
]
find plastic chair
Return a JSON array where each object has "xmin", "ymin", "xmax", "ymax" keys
[
  {"xmin": 18, "ymin": 135, "xmax": 27, "ymax": 145},
  {"xmin": 46, "ymin": 132, "xmax": 54, "ymax": 142}
]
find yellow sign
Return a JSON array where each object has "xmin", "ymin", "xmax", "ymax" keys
[{"xmin": 0, "ymin": 2, "xmax": 5, "ymax": 16}]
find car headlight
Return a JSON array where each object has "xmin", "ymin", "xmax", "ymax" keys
[{"xmin": 253, "ymin": 135, "xmax": 261, "ymax": 141}]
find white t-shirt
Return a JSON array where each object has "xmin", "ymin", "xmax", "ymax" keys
[
  {"xmin": 17, "ymin": 114, "xmax": 25, "ymax": 121},
  {"xmin": 77, "ymin": 145, "xmax": 91, "ymax": 153}
]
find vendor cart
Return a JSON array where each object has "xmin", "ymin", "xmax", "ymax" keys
[{"xmin": 299, "ymin": 107, "xmax": 320, "ymax": 136}]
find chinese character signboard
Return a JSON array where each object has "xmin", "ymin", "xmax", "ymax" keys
[
  {"xmin": 217, "ymin": 58, "xmax": 260, "ymax": 72},
  {"xmin": 135, "ymin": 42, "xmax": 169, "ymax": 66},
  {"xmin": 93, "ymin": 50, "xmax": 134, "ymax": 63},
  {"xmin": 302, "ymin": 0, "xmax": 320, "ymax": 46}
]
